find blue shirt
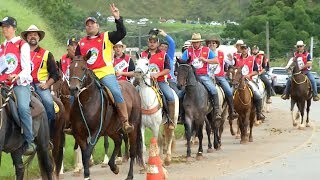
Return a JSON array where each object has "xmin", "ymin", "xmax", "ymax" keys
[
  {"xmin": 165, "ymin": 35, "xmax": 176, "ymax": 78},
  {"xmin": 181, "ymin": 47, "xmax": 215, "ymax": 62}
]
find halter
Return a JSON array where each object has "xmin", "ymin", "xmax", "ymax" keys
[{"xmin": 178, "ymin": 64, "xmax": 197, "ymax": 87}]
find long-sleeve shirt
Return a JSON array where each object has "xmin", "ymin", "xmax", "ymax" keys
[
  {"xmin": 165, "ymin": 35, "xmax": 175, "ymax": 78},
  {"xmin": 75, "ymin": 17, "xmax": 126, "ymax": 56},
  {"xmin": 3, "ymin": 36, "xmax": 32, "ymax": 86}
]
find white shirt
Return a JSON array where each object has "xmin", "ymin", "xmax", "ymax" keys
[{"xmin": 3, "ymin": 36, "xmax": 32, "ymax": 86}]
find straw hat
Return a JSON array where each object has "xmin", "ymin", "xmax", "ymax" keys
[
  {"xmin": 205, "ymin": 37, "xmax": 220, "ymax": 48},
  {"xmin": 295, "ymin": 40, "xmax": 305, "ymax": 47},
  {"xmin": 21, "ymin": 25, "xmax": 45, "ymax": 41},
  {"xmin": 235, "ymin": 39, "xmax": 244, "ymax": 46},
  {"xmin": 189, "ymin": 33, "xmax": 204, "ymax": 42}
]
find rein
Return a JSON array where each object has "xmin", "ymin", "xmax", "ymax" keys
[
  {"xmin": 292, "ymin": 71, "xmax": 307, "ymax": 85},
  {"xmin": 0, "ymin": 80, "xmax": 16, "ymax": 130}
]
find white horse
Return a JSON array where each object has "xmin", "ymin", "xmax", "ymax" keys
[{"xmin": 134, "ymin": 55, "xmax": 179, "ymax": 166}]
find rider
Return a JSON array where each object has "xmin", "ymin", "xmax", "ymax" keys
[
  {"xmin": 182, "ymin": 41, "xmax": 191, "ymax": 53},
  {"xmin": 0, "ymin": 16, "xmax": 34, "ymax": 155},
  {"xmin": 112, "ymin": 41, "xmax": 135, "ymax": 81},
  {"xmin": 281, "ymin": 40, "xmax": 320, "ymax": 101},
  {"xmin": 21, "ymin": 25, "xmax": 60, "ymax": 139},
  {"xmin": 251, "ymin": 46, "xmax": 273, "ymax": 104},
  {"xmin": 181, "ymin": 33, "xmax": 222, "ymax": 120},
  {"xmin": 205, "ymin": 37, "xmax": 238, "ymax": 120},
  {"xmin": 60, "ymin": 38, "xmax": 78, "ymax": 80},
  {"xmin": 74, "ymin": 4, "xmax": 133, "ymax": 133},
  {"xmin": 233, "ymin": 39, "xmax": 244, "ymax": 64},
  {"xmin": 141, "ymin": 30, "xmax": 176, "ymax": 130},
  {"xmin": 235, "ymin": 44, "xmax": 265, "ymax": 121}
]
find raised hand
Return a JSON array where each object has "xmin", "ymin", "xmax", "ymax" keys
[{"xmin": 109, "ymin": 3, "xmax": 120, "ymax": 20}]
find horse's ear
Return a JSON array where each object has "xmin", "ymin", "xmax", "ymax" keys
[
  {"xmin": 147, "ymin": 52, "xmax": 151, "ymax": 60},
  {"xmin": 135, "ymin": 52, "xmax": 140, "ymax": 60},
  {"xmin": 85, "ymin": 51, "xmax": 92, "ymax": 61}
]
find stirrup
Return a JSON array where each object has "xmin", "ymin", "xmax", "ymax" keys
[
  {"xmin": 281, "ymin": 94, "xmax": 289, "ymax": 100},
  {"xmin": 313, "ymin": 95, "xmax": 320, "ymax": 101}
]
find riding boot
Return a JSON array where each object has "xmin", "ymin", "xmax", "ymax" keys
[
  {"xmin": 116, "ymin": 102, "xmax": 134, "ymax": 133},
  {"xmin": 168, "ymin": 101, "xmax": 176, "ymax": 130},
  {"xmin": 255, "ymin": 99, "xmax": 265, "ymax": 121},
  {"xmin": 24, "ymin": 142, "xmax": 36, "ymax": 156},
  {"xmin": 211, "ymin": 94, "xmax": 222, "ymax": 120},
  {"xmin": 226, "ymin": 96, "xmax": 238, "ymax": 120}
]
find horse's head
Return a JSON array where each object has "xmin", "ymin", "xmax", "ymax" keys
[
  {"xmin": 228, "ymin": 66, "xmax": 244, "ymax": 89},
  {"xmin": 69, "ymin": 53, "xmax": 91, "ymax": 96},
  {"xmin": 134, "ymin": 52, "xmax": 151, "ymax": 80},
  {"xmin": 286, "ymin": 57, "xmax": 301, "ymax": 75},
  {"xmin": 176, "ymin": 63, "xmax": 196, "ymax": 89}
]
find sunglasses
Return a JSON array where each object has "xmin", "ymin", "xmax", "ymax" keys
[{"xmin": 297, "ymin": 45, "xmax": 304, "ymax": 48}]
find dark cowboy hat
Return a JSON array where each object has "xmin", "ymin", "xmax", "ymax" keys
[
  {"xmin": 21, "ymin": 25, "xmax": 45, "ymax": 41},
  {"xmin": 205, "ymin": 37, "xmax": 221, "ymax": 48}
]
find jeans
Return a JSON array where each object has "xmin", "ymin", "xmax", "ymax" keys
[
  {"xmin": 33, "ymin": 83, "xmax": 55, "ymax": 123},
  {"xmin": 248, "ymin": 80, "xmax": 262, "ymax": 100},
  {"xmin": 259, "ymin": 72, "xmax": 272, "ymax": 98},
  {"xmin": 198, "ymin": 75, "xmax": 217, "ymax": 95},
  {"xmin": 158, "ymin": 82, "xmax": 175, "ymax": 102},
  {"xmin": 305, "ymin": 72, "xmax": 318, "ymax": 96},
  {"xmin": 284, "ymin": 71, "xmax": 318, "ymax": 96},
  {"xmin": 100, "ymin": 74, "xmax": 124, "ymax": 103},
  {"xmin": 13, "ymin": 85, "xmax": 33, "ymax": 144},
  {"xmin": 216, "ymin": 76, "xmax": 232, "ymax": 97}
]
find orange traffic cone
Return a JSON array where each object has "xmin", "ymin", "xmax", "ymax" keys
[{"xmin": 146, "ymin": 137, "xmax": 167, "ymax": 180}]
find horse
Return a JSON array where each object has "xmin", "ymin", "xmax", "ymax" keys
[
  {"xmin": 252, "ymin": 75, "xmax": 268, "ymax": 124},
  {"xmin": 228, "ymin": 66, "xmax": 255, "ymax": 144},
  {"xmin": 175, "ymin": 63, "xmax": 224, "ymax": 160},
  {"xmin": 286, "ymin": 58, "xmax": 312, "ymax": 129},
  {"xmin": 68, "ymin": 54, "xmax": 143, "ymax": 180},
  {"xmin": 0, "ymin": 83, "xmax": 53, "ymax": 180},
  {"xmin": 134, "ymin": 54, "xmax": 178, "ymax": 166}
]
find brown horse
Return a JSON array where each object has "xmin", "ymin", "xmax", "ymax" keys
[
  {"xmin": 228, "ymin": 66, "xmax": 255, "ymax": 144},
  {"xmin": 287, "ymin": 58, "xmax": 312, "ymax": 128},
  {"xmin": 68, "ymin": 55, "xmax": 143, "ymax": 180}
]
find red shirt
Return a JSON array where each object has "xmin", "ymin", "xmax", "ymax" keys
[
  {"xmin": 214, "ymin": 50, "xmax": 225, "ymax": 77},
  {"xmin": 60, "ymin": 54, "xmax": 71, "ymax": 77},
  {"xmin": 113, "ymin": 53, "xmax": 131, "ymax": 81},
  {"xmin": 239, "ymin": 55, "xmax": 255, "ymax": 80},
  {"xmin": 141, "ymin": 50, "xmax": 167, "ymax": 82},
  {"xmin": 187, "ymin": 47, "xmax": 210, "ymax": 75}
]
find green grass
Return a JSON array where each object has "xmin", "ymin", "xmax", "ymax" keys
[
  {"xmin": 0, "ymin": 124, "xmax": 185, "ymax": 179},
  {"xmin": 0, "ymin": 0, "xmax": 65, "ymax": 59}
]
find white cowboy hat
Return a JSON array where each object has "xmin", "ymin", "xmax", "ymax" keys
[
  {"xmin": 189, "ymin": 33, "xmax": 204, "ymax": 42},
  {"xmin": 295, "ymin": 40, "xmax": 305, "ymax": 47},
  {"xmin": 183, "ymin": 41, "xmax": 191, "ymax": 48},
  {"xmin": 21, "ymin": 25, "xmax": 45, "ymax": 41},
  {"xmin": 258, "ymin": 50, "xmax": 265, "ymax": 55},
  {"xmin": 235, "ymin": 39, "xmax": 244, "ymax": 45},
  {"xmin": 114, "ymin": 41, "xmax": 126, "ymax": 50}
]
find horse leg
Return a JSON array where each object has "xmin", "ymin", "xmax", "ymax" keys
[
  {"xmin": 101, "ymin": 135, "xmax": 109, "ymax": 168},
  {"xmin": 229, "ymin": 119, "xmax": 235, "ymax": 136},
  {"xmin": 164, "ymin": 125, "xmax": 174, "ymax": 166},
  {"xmin": 123, "ymin": 133, "xmax": 130, "ymax": 162},
  {"xmin": 196, "ymin": 123, "xmax": 204, "ymax": 160},
  {"xmin": 52, "ymin": 119, "xmax": 65, "ymax": 178},
  {"xmin": 306, "ymin": 99, "xmax": 311, "ymax": 127},
  {"xmin": 249, "ymin": 109, "xmax": 255, "ymax": 142},
  {"xmin": 140, "ymin": 125, "xmax": 147, "ymax": 168},
  {"xmin": 298, "ymin": 101, "xmax": 306, "ymax": 129},
  {"xmin": 81, "ymin": 143, "xmax": 94, "ymax": 179},
  {"xmin": 108, "ymin": 135, "xmax": 121, "ymax": 174},
  {"xmin": 236, "ymin": 118, "xmax": 241, "ymax": 139},
  {"xmin": 11, "ymin": 148, "xmax": 24, "ymax": 180},
  {"xmin": 184, "ymin": 117, "xmax": 192, "ymax": 160},
  {"xmin": 205, "ymin": 116, "xmax": 214, "ymax": 153},
  {"xmin": 290, "ymin": 100, "xmax": 298, "ymax": 127}
]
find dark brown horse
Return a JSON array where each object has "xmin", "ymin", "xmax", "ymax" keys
[
  {"xmin": 68, "ymin": 55, "xmax": 143, "ymax": 180},
  {"xmin": 287, "ymin": 58, "xmax": 312, "ymax": 128},
  {"xmin": 0, "ymin": 83, "xmax": 53, "ymax": 180},
  {"xmin": 228, "ymin": 66, "xmax": 255, "ymax": 144}
]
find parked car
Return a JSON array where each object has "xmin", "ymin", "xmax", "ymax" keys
[
  {"xmin": 268, "ymin": 67, "xmax": 290, "ymax": 94},
  {"xmin": 166, "ymin": 19, "xmax": 176, "ymax": 23},
  {"xmin": 310, "ymin": 71, "xmax": 320, "ymax": 92},
  {"xmin": 137, "ymin": 21, "xmax": 146, "ymax": 25},
  {"xmin": 209, "ymin": 21, "xmax": 221, "ymax": 26},
  {"xmin": 107, "ymin": 16, "xmax": 115, "ymax": 22}
]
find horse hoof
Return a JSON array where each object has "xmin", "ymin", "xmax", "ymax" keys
[
  {"xmin": 240, "ymin": 140, "xmax": 248, "ymax": 144},
  {"xmin": 122, "ymin": 157, "xmax": 129, "ymax": 163},
  {"xmin": 196, "ymin": 153, "xmax": 203, "ymax": 160},
  {"xmin": 207, "ymin": 148, "xmax": 214, "ymax": 153},
  {"xmin": 139, "ymin": 168, "xmax": 147, "ymax": 174},
  {"xmin": 72, "ymin": 170, "xmax": 82, "ymax": 177},
  {"xmin": 298, "ymin": 124, "xmax": 305, "ymax": 130},
  {"xmin": 306, "ymin": 123, "xmax": 311, "ymax": 127},
  {"xmin": 112, "ymin": 166, "xmax": 120, "ymax": 174},
  {"xmin": 115, "ymin": 157, "xmax": 123, "ymax": 165},
  {"xmin": 249, "ymin": 138, "xmax": 253, "ymax": 142},
  {"xmin": 101, "ymin": 163, "xmax": 108, "ymax": 168},
  {"xmin": 164, "ymin": 157, "xmax": 171, "ymax": 166},
  {"xmin": 231, "ymin": 132, "xmax": 236, "ymax": 136},
  {"xmin": 235, "ymin": 135, "xmax": 241, "ymax": 139},
  {"xmin": 186, "ymin": 156, "xmax": 193, "ymax": 162},
  {"xmin": 293, "ymin": 122, "xmax": 298, "ymax": 127}
]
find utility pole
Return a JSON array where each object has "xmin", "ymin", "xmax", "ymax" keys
[
  {"xmin": 266, "ymin": 21, "xmax": 270, "ymax": 60},
  {"xmin": 310, "ymin": 36, "xmax": 314, "ymax": 59},
  {"xmin": 138, "ymin": 27, "xmax": 141, "ymax": 51}
]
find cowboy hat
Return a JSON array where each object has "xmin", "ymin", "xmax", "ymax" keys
[
  {"xmin": 183, "ymin": 41, "xmax": 191, "ymax": 48},
  {"xmin": 235, "ymin": 39, "xmax": 244, "ymax": 45},
  {"xmin": 205, "ymin": 36, "xmax": 220, "ymax": 48},
  {"xmin": 21, "ymin": 25, "xmax": 45, "ymax": 41},
  {"xmin": 189, "ymin": 33, "xmax": 204, "ymax": 42},
  {"xmin": 295, "ymin": 40, "xmax": 305, "ymax": 47},
  {"xmin": 114, "ymin": 41, "xmax": 126, "ymax": 50}
]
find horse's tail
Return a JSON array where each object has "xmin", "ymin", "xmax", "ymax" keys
[{"xmin": 135, "ymin": 117, "xmax": 144, "ymax": 166}]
